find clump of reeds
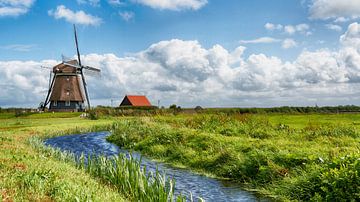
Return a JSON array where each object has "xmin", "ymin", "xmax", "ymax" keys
[{"xmin": 28, "ymin": 137, "xmax": 192, "ymax": 202}]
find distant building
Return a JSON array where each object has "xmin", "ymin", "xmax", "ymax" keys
[{"xmin": 119, "ymin": 95, "xmax": 152, "ymax": 107}]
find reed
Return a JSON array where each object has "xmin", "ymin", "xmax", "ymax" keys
[
  {"xmin": 29, "ymin": 137, "xmax": 194, "ymax": 202},
  {"xmin": 107, "ymin": 114, "xmax": 360, "ymax": 201}
]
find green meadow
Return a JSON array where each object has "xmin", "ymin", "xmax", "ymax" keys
[
  {"xmin": 1, "ymin": 111, "xmax": 360, "ymax": 201},
  {"xmin": 108, "ymin": 113, "xmax": 360, "ymax": 201}
]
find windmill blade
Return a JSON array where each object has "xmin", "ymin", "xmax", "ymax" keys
[
  {"xmin": 83, "ymin": 66, "xmax": 101, "ymax": 77},
  {"xmin": 42, "ymin": 73, "xmax": 57, "ymax": 111},
  {"xmin": 80, "ymin": 72, "xmax": 91, "ymax": 110},
  {"xmin": 73, "ymin": 24, "xmax": 82, "ymax": 67},
  {"xmin": 83, "ymin": 69, "xmax": 101, "ymax": 78},
  {"xmin": 83, "ymin": 66, "xmax": 101, "ymax": 73},
  {"xmin": 48, "ymin": 71, "xmax": 52, "ymax": 89}
]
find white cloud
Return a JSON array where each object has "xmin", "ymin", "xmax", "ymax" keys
[
  {"xmin": 334, "ymin": 17, "xmax": 349, "ymax": 23},
  {"xmin": 325, "ymin": 24, "xmax": 342, "ymax": 32},
  {"xmin": 239, "ymin": 37, "xmax": 280, "ymax": 44},
  {"xmin": 4, "ymin": 23, "xmax": 360, "ymax": 107},
  {"xmin": 309, "ymin": 0, "xmax": 360, "ymax": 20},
  {"xmin": 296, "ymin": 23, "xmax": 310, "ymax": 32},
  {"xmin": 284, "ymin": 25, "xmax": 296, "ymax": 35},
  {"xmin": 266, "ymin": 22, "xmax": 310, "ymax": 35},
  {"xmin": 284, "ymin": 24, "xmax": 309, "ymax": 35},
  {"xmin": 108, "ymin": 0, "xmax": 124, "ymax": 6},
  {"xmin": 1, "ymin": 44, "xmax": 36, "ymax": 52},
  {"xmin": 48, "ymin": 5, "xmax": 102, "ymax": 26},
  {"xmin": 282, "ymin": 38, "xmax": 297, "ymax": 49},
  {"xmin": 0, "ymin": 60, "xmax": 58, "ymax": 106},
  {"xmin": 77, "ymin": 0, "xmax": 100, "ymax": 7},
  {"xmin": 133, "ymin": 0, "xmax": 207, "ymax": 11},
  {"xmin": 264, "ymin": 23, "xmax": 282, "ymax": 31},
  {"xmin": 0, "ymin": 0, "xmax": 35, "ymax": 17},
  {"xmin": 340, "ymin": 22, "xmax": 360, "ymax": 48},
  {"xmin": 119, "ymin": 11, "xmax": 134, "ymax": 21},
  {"xmin": 239, "ymin": 37, "xmax": 297, "ymax": 49}
]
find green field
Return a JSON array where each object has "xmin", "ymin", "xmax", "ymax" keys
[
  {"xmin": 1, "ymin": 112, "xmax": 360, "ymax": 201},
  {"xmin": 108, "ymin": 113, "xmax": 360, "ymax": 201}
]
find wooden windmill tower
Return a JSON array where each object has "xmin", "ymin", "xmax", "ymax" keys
[{"xmin": 41, "ymin": 25, "xmax": 101, "ymax": 112}]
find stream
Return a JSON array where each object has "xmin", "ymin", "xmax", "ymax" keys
[{"xmin": 44, "ymin": 131, "xmax": 261, "ymax": 202}]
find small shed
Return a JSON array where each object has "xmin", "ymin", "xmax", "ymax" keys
[{"xmin": 119, "ymin": 95, "xmax": 152, "ymax": 107}]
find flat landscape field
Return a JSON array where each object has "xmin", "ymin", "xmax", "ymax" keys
[{"xmin": 1, "ymin": 112, "xmax": 360, "ymax": 201}]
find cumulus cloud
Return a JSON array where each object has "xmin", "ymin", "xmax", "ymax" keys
[
  {"xmin": 239, "ymin": 37, "xmax": 280, "ymax": 44},
  {"xmin": 133, "ymin": 0, "xmax": 207, "ymax": 11},
  {"xmin": 264, "ymin": 23, "xmax": 283, "ymax": 31},
  {"xmin": 284, "ymin": 24, "xmax": 310, "ymax": 35},
  {"xmin": 282, "ymin": 38, "xmax": 297, "ymax": 49},
  {"xmin": 334, "ymin": 17, "xmax": 349, "ymax": 23},
  {"xmin": 3, "ymin": 23, "xmax": 360, "ymax": 107},
  {"xmin": 48, "ymin": 5, "xmax": 102, "ymax": 26},
  {"xmin": 325, "ymin": 24, "xmax": 342, "ymax": 32},
  {"xmin": 340, "ymin": 22, "xmax": 360, "ymax": 48},
  {"xmin": 284, "ymin": 25, "xmax": 296, "ymax": 35},
  {"xmin": 0, "ymin": 60, "xmax": 57, "ymax": 106},
  {"xmin": 0, "ymin": 0, "xmax": 35, "ymax": 17},
  {"xmin": 265, "ymin": 22, "xmax": 310, "ymax": 35},
  {"xmin": 309, "ymin": 0, "xmax": 360, "ymax": 20}
]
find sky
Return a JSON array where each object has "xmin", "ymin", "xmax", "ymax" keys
[{"xmin": 1, "ymin": 0, "xmax": 360, "ymax": 108}]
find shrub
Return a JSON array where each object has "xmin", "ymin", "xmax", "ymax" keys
[{"xmin": 87, "ymin": 110, "xmax": 98, "ymax": 120}]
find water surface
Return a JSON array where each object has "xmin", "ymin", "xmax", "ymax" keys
[{"xmin": 45, "ymin": 131, "xmax": 260, "ymax": 202}]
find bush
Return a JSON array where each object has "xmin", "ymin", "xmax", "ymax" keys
[
  {"xmin": 87, "ymin": 110, "xmax": 98, "ymax": 120},
  {"xmin": 169, "ymin": 104, "xmax": 177, "ymax": 109},
  {"xmin": 287, "ymin": 156, "xmax": 360, "ymax": 201}
]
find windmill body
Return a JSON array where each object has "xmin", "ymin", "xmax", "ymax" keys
[
  {"xmin": 48, "ymin": 60, "xmax": 86, "ymax": 112},
  {"xmin": 40, "ymin": 25, "xmax": 101, "ymax": 112}
]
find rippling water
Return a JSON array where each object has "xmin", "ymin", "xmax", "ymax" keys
[{"xmin": 45, "ymin": 131, "xmax": 261, "ymax": 202}]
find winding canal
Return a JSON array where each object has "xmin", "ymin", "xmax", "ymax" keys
[{"xmin": 45, "ymin": 131, "xmax": 261, "ymax": 202}]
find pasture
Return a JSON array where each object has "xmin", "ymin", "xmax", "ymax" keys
[{"xmin": 0, "ymin": 111, "xmax": 359, "ymax": 201}]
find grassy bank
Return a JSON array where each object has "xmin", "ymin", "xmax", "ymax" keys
[
  {"xmin": 0, "ymin": 112, "xmax": 198, "ymax": 201},
  {"xmin": 0, "ymin": 113, "xmax": 126, "ymax": 201},
  {"xmin": 107, "ymin": 114, "xmax": 360, "ymax": 201}
]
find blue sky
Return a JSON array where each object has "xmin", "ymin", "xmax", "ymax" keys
[
  {"xmin": 0, "ymin": 0, "xmax": 342, "ymax": 61},
  {"xmin": 1, "ymin": 0, "xmax": 360, "ymax": 108}
]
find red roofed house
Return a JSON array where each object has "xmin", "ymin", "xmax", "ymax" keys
[{"xmin": 119, "ymin": 95, "xmax": 152, "ymax": 107}]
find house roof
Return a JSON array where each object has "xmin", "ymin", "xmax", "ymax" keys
[{"xmin": 120, "ymin": 95, "xmax": 152, "ymax": 107}]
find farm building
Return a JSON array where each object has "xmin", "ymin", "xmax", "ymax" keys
[{"xmin": 119, "ymin": 95, "xmax": 152, "ymax": 107}]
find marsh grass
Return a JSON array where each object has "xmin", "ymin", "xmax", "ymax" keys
[
  {"xmin": 108, "ymin": 114, "xmax": 360, "ymax": 201},
  {"xmin": 29, "ymin": 137, "xmax": 194, "ymax": 202}
]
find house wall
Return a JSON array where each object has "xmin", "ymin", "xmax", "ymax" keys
[
  {"xmin": 49, "ymin": 101, "xmax": 85, "ymax": 112},
  {"xmin": 120, "ymin": 97, "xmax": 132, "ymax": 106}
]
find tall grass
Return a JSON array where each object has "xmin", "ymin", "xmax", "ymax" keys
[
  {"xmin": 107, "ymin": 115, "xmax": 360, "ymax": 201},
  {"xmin": 29, "ymin": 137, "xmax": 193, "ymax": 202}
]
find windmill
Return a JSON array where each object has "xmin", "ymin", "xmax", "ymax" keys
[{"xmin": 40, "ymin": 25, "xmax": 101, "ymax": 112}]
